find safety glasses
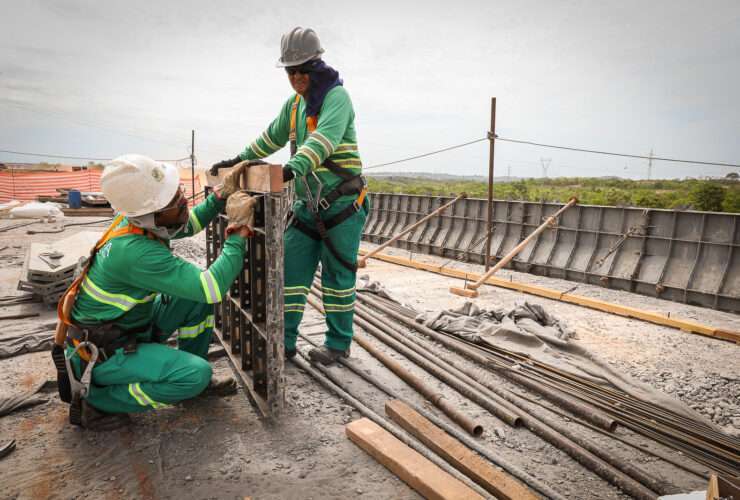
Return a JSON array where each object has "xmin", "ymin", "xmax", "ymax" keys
[{"xmin": 285, "ymin": 64, "xmax": 313, "ymax": 75}]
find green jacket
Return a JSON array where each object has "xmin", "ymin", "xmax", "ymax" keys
[
  {"xmin": 239, "ymin": 86, "xmax": 362, "ymax": 203},
  {"xmin": 71, "ymin": 193, "xmax": 244, "ymax": 330}
]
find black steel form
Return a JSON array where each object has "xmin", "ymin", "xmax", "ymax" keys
[{"xmin": 205, "ymin": 186, "xmax": 286, "ymax": 417}]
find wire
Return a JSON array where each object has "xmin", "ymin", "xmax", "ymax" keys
[
  {"xmin": 496, "ymin": 137, "xmax": 740, "ymax": 169},
  {"xmin": 365, "ymin": 138, "xmax": 488, "ymax": 170},
  {"xmin": 0, "ymin": 149, "xmax": 190, "ymax": 163}
]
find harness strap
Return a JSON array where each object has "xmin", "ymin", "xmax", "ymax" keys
[{"xmin": 289, "ymin": 94, "xmax": 300, "ymax": 157}]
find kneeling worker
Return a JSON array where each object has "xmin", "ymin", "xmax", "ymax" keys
[{"xmin": 54, "ymin": 154, "xmax": 254, "ymax": 429}]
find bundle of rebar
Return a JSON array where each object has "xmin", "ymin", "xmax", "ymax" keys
[{"xmin": 353, "ymin": 291, "xmax": 740, "ymax": 481}]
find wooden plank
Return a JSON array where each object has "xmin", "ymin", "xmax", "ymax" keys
[
  {"xmin": 386, "ymin": 399, "xmax": 538, "ymax": 500},
  {"xmin": 206, "ymin": 163, "xmax": 283, "ymax": 193},
  {"xmin": 358, "ymin": 248, "xmax": 740, "ymax": 344},
  {"xmin": 346, "ymin": 418, "xmax": 484, "ymax": 500},
  {"xmin": 61, "ymin": 207, "xmax": 114, "ymax": 217}
]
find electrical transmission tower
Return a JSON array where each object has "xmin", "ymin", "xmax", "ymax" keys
[{"xmin": 540, "ymin": 158, "xmax": 551, "ymax": 178}]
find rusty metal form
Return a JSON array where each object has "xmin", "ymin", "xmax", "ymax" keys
[
  {"xmin": 205, "ymin": 179, "xmax": 286, "ymax": 417},
  {"xmin": 363, "ymin": 193, "xmax": 740, "ymax": 313}
]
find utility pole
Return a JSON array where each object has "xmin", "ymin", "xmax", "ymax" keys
[
  {"xmin": 191, "ymin": 130, "xmax": 196, "ymax": 205},
  {"xmin": 647, "ymin": 148, "xmax": 653, "ymax": 180},
  {"xmin": 507, "ymin": 164, "xmax": 511, "ymax": 180},
  {"xmin": 484, "ymin": 97, "xmax": 497, "ymax": 271},
  {"xmin": 540, "ymin": 158, "xmax": 551, "ymax": 178}
]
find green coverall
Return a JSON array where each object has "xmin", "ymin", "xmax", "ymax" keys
[
  {"xmin": 239, "ymin": 86, "xmax": 366, "ymax": 351},
  {"xmin": 69, "ymin": 193, "xmax": 245, "ymax": 413}
]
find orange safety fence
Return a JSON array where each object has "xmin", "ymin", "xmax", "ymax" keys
[{"xmin": 0, "ymin": 170, "xmax": 204, "ymax": 206}]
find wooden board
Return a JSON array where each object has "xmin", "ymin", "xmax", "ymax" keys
[
  {"xmin": 358, "ymin": 248, "xmax": 740, "ymax": 344},
  {"xmin": 346, "ymin": 418, "xmax": 484, "ymax": 500},
  {"xmin": 206, "ymin": 163, "xmax": 283, "ymax": 194},
  {"xmin": 62, "ymin": 207, "xmax": 114, "ymax": 216},
  {"xmin": 386, "ymin": 400, "xmax": 538, "ymax": 500}
]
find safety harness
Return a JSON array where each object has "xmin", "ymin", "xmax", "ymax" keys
[
  {"xmin": 52, "ymin": 215, "xmax": 162, "ymax": 424},
  {"xmin": 288, "ymin": 94, "xmax": 368, "ymax": 272}
]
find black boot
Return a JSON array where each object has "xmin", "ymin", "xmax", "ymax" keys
[
  {"xmin": 308, "ymin": 346, "xmax": 350, "ymax": 366},
  {"xmin": 285, "ymin": 347, "xmax": 297, "ymax": 361},
  {"xmin": 80, "ymin": 400, "xmax": 131, "ymax": 431}
]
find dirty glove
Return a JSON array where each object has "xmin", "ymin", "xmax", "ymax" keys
[
  {"xmin": 282, "ymin": 166, "xmax": 295, "ymax": 182},
  {"xmin": 225, "ymin": 191, "xmax": 258, "ymax": 237},
  {"xmin": 217, "ymin": 159, "xmax": 271, "ymax": 199},
  {"xmin": 209, "ymin": 156, "xmax": 242, "ymax": 176}
]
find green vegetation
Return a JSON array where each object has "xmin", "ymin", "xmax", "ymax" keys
[{"xmin": 366, "ymin": 176, "xmax": 740, "ymax": 213}]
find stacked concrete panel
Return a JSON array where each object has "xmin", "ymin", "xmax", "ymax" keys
[
  {"xmin": 18, "ymin": 231, "xmax": 101, "ymax": 305},
  {"xmin": 363, "ymin": 193, "xmax": 740, "ymax": 313}
]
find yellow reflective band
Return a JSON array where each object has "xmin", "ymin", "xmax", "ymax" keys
[
  {"xmin": 335, "ymin": 144, "xmax": 358, "ymax": 153},
  {"xmin": 199, "ymin": 271, "xmax": 222, "ymax": 304},
  {"xmin": 261, "ymin": 130, "xmax": 279, "ymax": 151},
  {"xmin": 250, "ymin": 140, "xmax": 269, "ymax": 158},
  {"xmin": 322, "ymin": 286, "xmax": 355, "ymax": 294},
  {"xmin": 324, "ymin": 302, "xmax": 356, "ymax": 312},
  {"xmin": 132, "ymin": 383, "xmax": 168, "ymax": 409},
  {"xmin": 331, "ymin": 158, "xmax": 363, "ymax": 166},
  {"xmin": 285, "ymin": 285, "xmax": 310, "ymax": 293},
  {"xmin": 189, "ymin": 212, "xmax": 203, "ymax": 233},
  {"xmin": 285, "ymin": 305, "xmax": 305, "ymax": 314},
  {"xmin": 128, "ymin": 383, "xmax": 148, "ymax": 406},
  {"xmin": 310, "ymin": 132, "xmax": 334, "ymax": 156},
  {"xmin": 178, "ymin": 314, "xmax": 215, "ymax": 339},
  {"xmin": 81, "ymin": 276, "xmax": 156, "ymax": 312},
  {"xmin": 322, "ymin": 289, "xmax": 355, "ymax": 298},
  {"xmin": 297, "ymin": 145, "xmax": 321, "ymax": 169}
]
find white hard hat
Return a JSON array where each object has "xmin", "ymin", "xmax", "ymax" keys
[
  {"xmin": 101, "ymin": 154, "xmax": 180, "ymax": 217},
  {"xmin": 277, "ymin": 27, "xmax": 324, "ymax": 67}
]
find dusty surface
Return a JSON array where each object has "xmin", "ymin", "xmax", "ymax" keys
[{"xmin": 0, "ymin": 217, "xmax": 738, "ymax": 499}]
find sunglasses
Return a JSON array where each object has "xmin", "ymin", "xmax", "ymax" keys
[{"xmin": 285, "ymin": 64, "xmax": 313, "ymax": 75}]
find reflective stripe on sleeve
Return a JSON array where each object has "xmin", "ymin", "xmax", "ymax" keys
[
  {"xmin": 81, "ymin": 276, "xmax": 156, "ymax": 312},
  {"xmin": 199, "ymin": 270, "xmax": 222, "ymax": 304}
]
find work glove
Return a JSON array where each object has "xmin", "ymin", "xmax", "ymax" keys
[
  {"xmin": 225, "ymin": 191, "xmax": 258, "ymax": 237},
  {"xmin": 282, "ymin": 166, "xmax": 295, "ymax": 182},
  {"xmin": 209, "ymin": 156, "xmax": 242, "ymax": 176}
]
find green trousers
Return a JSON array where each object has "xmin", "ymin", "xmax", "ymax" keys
[
  {"xmin": 284, "ymin": 199, "xmax": 368, "ymax": 352},
  {"xmin": 71, "ymin": 295, "xmax": 214, "ymax": 414}
]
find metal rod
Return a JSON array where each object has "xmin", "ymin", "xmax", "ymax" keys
[
  {"xmin": 291, "ymin": 354, "xmax": 492, "ymax": 499},
  {"xmin": 296, "ymin": 331, "xmax": 563, "ymax": 500},
  {"xmin": 355, "ymin": 293, "xmax": 661, "ymax": 499},
  {"xmin": 484, "ymin": 97, "xmax": 497, "ymax": 272},
  {"xmin": 453, "ymin": 196, "xmax": 578, "ymax": 296},
  {"xmin": 190, "ymin": 129, "xmax": 196, "ymax": 206},
  {"xmin": 358, "ymin": 193, "xmax": 467, "ymax": 268},
  {"xmin": 304, "ymin": 296, "xmax": 484, "ymax": 437}
]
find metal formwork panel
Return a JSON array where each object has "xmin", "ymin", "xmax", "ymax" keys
[
  {"xmin": 205, "ymin": 181, "xmax": 285, "ymax": 417},
  {"xmin": 363, "ymin": 193, "xmax": 740, "ymax": 313}
]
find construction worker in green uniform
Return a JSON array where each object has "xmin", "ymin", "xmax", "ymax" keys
[
  {"xmin": 58, "ymin": 154, "xmax": 255, "ymax": 429},
  {"xmin": 212, "ymin": 27, "xmax": 367, "ymax": 365}
]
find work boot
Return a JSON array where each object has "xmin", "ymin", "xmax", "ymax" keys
[
  {"xmin": 203, "ymin": 374, "xmax": 238, "ymax": 397},
  {"xmin": 80, "ymin": 400, "xmax": 131, "ymax": 431},
  {"xmin": 285, "ymin": 347, "xmax": 297, "ymax": 361},
  {"xmin": 308, "ymin": 346, "xmax": 350, "ymax": 366}
]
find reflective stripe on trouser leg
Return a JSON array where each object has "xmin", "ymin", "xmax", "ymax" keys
[
  {"xmin": 319, "ymin": 201, "xmax": 367, "ymax": 351},
  {"xmin": 75, "ymin": 343, "xmax": 213, "ymax": 414},
  {"xmin": 152, "ymin": 295, "xmax": 215, "ymax": 359},
  {"xmin": 284, "ymin": 219, "xmax": 322, "ymax": 350}
]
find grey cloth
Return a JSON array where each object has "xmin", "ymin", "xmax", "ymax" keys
[
  {"xmin": 0, "ymin": 332, "xmax": 54, "ymax": 359},
  {"xmin": 421, "ymin": 300, "xmax": 713, "ymax": 426},
  {"xmin": 0, "ymin": 381, "xmax": 49, "ymax": 417}
]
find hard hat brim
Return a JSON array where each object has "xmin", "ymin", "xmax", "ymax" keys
[{"xmin": 275, "ymin": 50, "xmax": 324, "ymax": 68}]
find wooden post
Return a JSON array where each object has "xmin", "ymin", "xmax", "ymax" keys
[
  {"xmin": 190, "ymin": 130, "xmax": 196, "ymax": 205},
  {"xmin": 358, "ymin": 193, "xmax": 467, "ymax": 268},
  {"xmin": 484, "ymin": 97, "xmax": 497, "ymax": 271},
  {"xmin": 451, "ymin": 197, "xmax": 578, "ymax": 298}
]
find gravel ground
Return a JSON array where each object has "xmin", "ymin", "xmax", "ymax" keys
[{"xmin": 0, "ymin": 217, "xmax": 738, "ymax": 499}]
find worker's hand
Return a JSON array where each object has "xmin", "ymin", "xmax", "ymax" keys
[
  {"xmin": 209, "ymin": 156, "xmax": 241, "ymax": 177},
  {"xmin": 225, "ymin": 192, "xmax": 258, "ymax": 237}
]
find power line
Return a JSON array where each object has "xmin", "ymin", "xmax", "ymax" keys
[
  {"xmin": 365, "ymin": 138, "xmax": 488, "ymax": 170},
  {"xmin": 0, "ymin": 149, "xmax": 190, "ymax": 163},
  {"xmin": 496, "ymin": 137, "xmax": 740, "ymax": 169}
]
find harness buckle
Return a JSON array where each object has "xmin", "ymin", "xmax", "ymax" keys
[
  {"xmin": 352, "ymin": 200, "xmax": 361, "ymax": 212},
  {"xmin": 318, "ymin": 198, "xmax": 331, "ymax": 210}
]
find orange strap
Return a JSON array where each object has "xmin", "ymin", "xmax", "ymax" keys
[
  {"xmin": 289, "ymin": 94, "xmax": 301, "ymax": 141},
  {"xmin": 356, "ymin": 187, "xmax": 368, "ymax": 208},
  {"xmin": 56, "ymin": 215, "xmax": 153, "ymax": 326}
]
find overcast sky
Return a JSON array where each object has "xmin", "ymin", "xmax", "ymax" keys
[{"xmin": 1, "ymin": 0, "xmax": 739, "ymax": 179}]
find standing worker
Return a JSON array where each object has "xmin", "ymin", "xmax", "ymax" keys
[
  {"xmin": 53, "ymin": 154, "xmax": 256, "ymax": 429},
  {"xmin": 212, "ymin": 27, "xmax": 367, "ymax": 365}
]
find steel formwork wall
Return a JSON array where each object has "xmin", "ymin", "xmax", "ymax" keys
[{"xmin": 363, "ymin": 193, "xmax": 740, "ymax": 313}]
